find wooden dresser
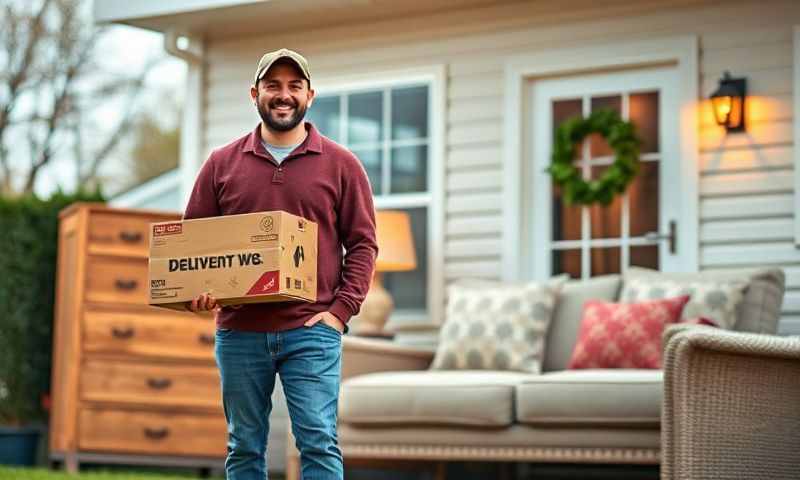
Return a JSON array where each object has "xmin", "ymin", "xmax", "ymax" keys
[{"xmin": 49, "ymin": 203, "xmax": 227, "ymax": 472}]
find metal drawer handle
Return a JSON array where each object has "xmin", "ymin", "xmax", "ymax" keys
[
  {"xmin": 111, "ymin": 326, "xmax": 135, "ymax": 339},
  {"xmin": 198, "ymin": 333, "xmax": 215, "ymax": 345},
  {"xmin": 119, "ymin": 230, "xmax": 143, "ymax": 244},
  {"xmin": 147, "ymin": 378, "xmax": 173, "ymax": 390},
  {"xmin": 143, "ymin": 427, "xmax": 170, "ymax": 440},
  {"xmin": 114, "ymin": 278, "xmax": 138, "ymax": 290}
]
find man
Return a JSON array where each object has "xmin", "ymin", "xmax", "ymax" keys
[{"xmin": 183, "ymin": 48, "xmax": 378, "ymax": 480}]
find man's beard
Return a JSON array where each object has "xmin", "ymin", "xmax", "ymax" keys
[{"xmin": 256, "ymin": 97, "xmax": 307, "ymax": 132}]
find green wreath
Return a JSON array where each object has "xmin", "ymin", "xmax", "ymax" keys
[{"xmin": 547, "ymin": 109, "xmax": 642, "ymax": 206}]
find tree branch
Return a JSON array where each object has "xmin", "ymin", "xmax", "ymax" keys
[
  {"xmin": 23, "ymin": 7, "xmax": 96, "ymax": 193},
  {"xmin": 79, "ymin": 56, "xmax": 161, "ymax": 186},
  {"xmin": 0, "ymin": 0, "xmax": 53, "ymax": 192}
]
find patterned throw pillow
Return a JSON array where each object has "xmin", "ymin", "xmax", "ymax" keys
[
  {"xmin": 620, "ymin": 276, "xmax": 747, "ymax": 329},
  {"xmin": 567, "ymin": 295, "xmax": 691, "ymax": 369},
  {"xmin": 430, "ymin": 278, "xmax": 565, "ymax": 373}
]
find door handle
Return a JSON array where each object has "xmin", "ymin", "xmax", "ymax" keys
[{"xmin": 644, "ymin": 220, "xmax": 677, "ymax": 254}]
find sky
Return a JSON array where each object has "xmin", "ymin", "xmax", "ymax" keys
[{"xmin": 32, "ymin": 21, "xmax": 187, "ymax": 197}]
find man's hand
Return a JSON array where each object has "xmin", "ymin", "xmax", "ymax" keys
[
  {"xmin": 188, "ymin": 292, "xmax": 219, "ymax": 313},
  {"xmin": 304, "ymin": 311, "xmax": 345, "ymax": 333}
]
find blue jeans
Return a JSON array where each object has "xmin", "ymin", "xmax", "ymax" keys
[{"xmin": 215, "ymin": 322, "xmax": 344, "ymax": 480}]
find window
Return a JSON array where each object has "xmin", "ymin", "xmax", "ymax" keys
[
  {"xmin": 307, "ymin": 82, "xmax": 432, "ymax": 320},
  {"xmin": 794, "ymin": 26, "xmax": 800, "ymax": 247},
  {"xmin": 550, "ymin": 92, "xmax": 661, "ymax": 279}
]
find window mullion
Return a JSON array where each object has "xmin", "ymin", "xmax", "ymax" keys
[
  {"xmin": 621, "ymin": 93, "xmax": 631, "ymax": 274},
  {"xmin": 382, "ymin": 87, "xmax": 391, "ymax": 196},
  {"xmin": 341, "ymin": 92, "xmax": 348, "ymax": 147},
  {"xmin": 581, "ymin": 95, "xmax": 591, "ymax": 280}
]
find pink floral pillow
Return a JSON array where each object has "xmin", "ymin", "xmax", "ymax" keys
[{"xmin": 567, "ymin": 295, "xmax": 691, "ymax": 369}]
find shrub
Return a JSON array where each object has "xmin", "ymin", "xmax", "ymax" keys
[{"xmin": 0, "ymin": 189, "xmax": 105, "ymax": 425}]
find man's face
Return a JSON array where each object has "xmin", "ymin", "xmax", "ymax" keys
[{"xmin": 251, "ymin": 60, "xmax": 314, "ymax": 132}]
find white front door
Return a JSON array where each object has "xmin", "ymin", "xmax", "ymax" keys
[{"xmin": 528, "ymin": 66, "xmax": 688, "ymax": 280}]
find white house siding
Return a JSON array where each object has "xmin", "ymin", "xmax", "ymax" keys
[{"xmin": 201, "ymin": 0, "xmax": 800, "ymax": 337}]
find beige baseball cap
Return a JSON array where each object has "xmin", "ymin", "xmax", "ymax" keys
[{"xmin": 254, "ymin": 48, "xmax": 311, "ymax": 85}]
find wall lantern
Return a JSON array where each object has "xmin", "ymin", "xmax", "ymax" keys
[{"xmin": 710, "ymin": 71, "xmax": 747, "ymax": 132}]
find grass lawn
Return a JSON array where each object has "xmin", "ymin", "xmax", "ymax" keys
[{"xmin": 0, "ymin": 467, "xmax": 225, "ymax": 480}]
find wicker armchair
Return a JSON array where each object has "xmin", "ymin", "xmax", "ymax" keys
[{"xmin": 661, "ymin": 325, "xmax": 800, "ymax": 480}]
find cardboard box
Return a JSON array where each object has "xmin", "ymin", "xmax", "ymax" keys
[{"xmin": 148, "ymin": 211, "xmax": 317, "ymax": 311}]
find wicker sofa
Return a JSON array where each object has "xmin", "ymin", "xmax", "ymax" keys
[
  {"xmin": 661, "ymin": 324, "xmax": 800, "ymax": 479},
  {"xmin": 285, "ymin": 267, "xmax": 785, "ymax": 479}
]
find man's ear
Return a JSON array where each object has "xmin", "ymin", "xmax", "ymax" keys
[
  {"xmin": 306, "ymin": 88, "xmax": 315, "ymax": 108},
  {"xmin": 250, "ymin": 84, "xmax": 258, "ymax": 103}
]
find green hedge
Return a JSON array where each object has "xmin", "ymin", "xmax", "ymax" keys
[{"xmin": 0, "ymin": 190, "xmax": 104, "ymax": 425}]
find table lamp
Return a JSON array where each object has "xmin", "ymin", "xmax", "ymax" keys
[{"xmin": 352, "ymin": 210, "xmax": 417, "ymax": 335}]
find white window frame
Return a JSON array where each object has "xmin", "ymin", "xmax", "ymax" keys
[
  {"xmin": 311, "ymin": 65, "xmax": 446, "ymax": 326},
  {"xmin": 794, "ymin": 26, "xmax": 800, "ymax": 248},
  {"xmin": 502, "ymin": 35, "xmax": 700, "ymax": 281}
]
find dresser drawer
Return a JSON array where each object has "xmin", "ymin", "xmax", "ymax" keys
[
  {"xmin": 87, "ymin": 212, "xmax": 169, "ymax": 258},
  {"xmin": 81, "ymin": 359, "xmax": 221, "ymax": 410},
  {"xmin": 83, "ymin": 306, "xmax": 215, "ymax": 361},
  {"xmin": 85, "ymin": 256, "xmax": 148, "ymax": 305},
  {"xmin": 78, "ymin": 408, "xmax": 227, "ymax": 457}
]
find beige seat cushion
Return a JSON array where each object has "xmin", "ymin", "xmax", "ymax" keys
[
  {"xmin": 340, "ymin": 370, "xmax": 534, "ymax": 427},
  {"xmin": 516, "ymin": 369, "xmax": 662, "ymax": 427}
]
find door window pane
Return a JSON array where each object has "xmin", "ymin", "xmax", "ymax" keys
[
  {"xmin": 630, "ymin": 245, "xmax": 659, "ymax": 270},
  {"xmin": 552, "ymin": 98, "xmax": 583, "ymax": 241},
  {"xmin": 589, "ymin": 95, "xmax": 621, "ymax": 158},
  {"xmin": 589, "ymin": 165, "xmax": 621, "ymax": 239},
  {"xmin": 629, "ymin": 161, "xmax": 659, "ymax": 237},
  {"xmin": 307, "ymin": 96, "xmax": 341, "ymax": 142},
  {"xmin": 553, "ymin": 98, "xmax": 583, "ymax": 152},
  {"xmin": 348, "ymin": 91, "xmax": 383, "ymax": 144},
  {"xmin": 552, "ymin": 249, "xmax": 581, "ymax": 279},
  {"xmin": 552, "ymin": 183, "xmax": 582, "ymax": 242},
  {"xmin": 351, "ymin": 148, "xmax": 382, "ymax": 195},
  {"xmin": 392, "ymin": 86, "xmax": 428, "ymax": 140},
  {"xmin": 591, "ymin": 246, "xmax": 621, "ymax": 276},
  {"xmin": 383, "ymin": 207, "xmax": 427, "ymax": 309},
  {"xmin": 629, "ymin": 91, "xmax": 659, "ymax": 154},
  {"xmin": 391, "ymin": 145, "xmax": 427, "ymax": 194}
]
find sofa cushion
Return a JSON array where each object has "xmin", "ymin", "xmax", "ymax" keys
[
  {"xmin": 340, "ymin": 370, "xmax": 534, "ymax": 427},
  {"xmin": 622, "ymin": 267, "xmax": 785, "ymax": 333},
  {"xmin": 621, "ymin": 271, "xmax": 747, "ymax": 329},
  {"xmin": 567, "ymin": 296, "xmax": 691, "ymax": 369},
  {"xmin": 430, "ymin": 277, "xmax": 565, "ymax": 373},
  {"xmin": 543, "ymin": 275, "xmax": 622, "ymax": 372},
  {"xmin": 516, "ymin": 369, "xmax": 662, "ymax": 427}
]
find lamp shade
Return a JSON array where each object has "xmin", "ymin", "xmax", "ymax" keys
[{"xmin": 375, "ymin": 210, "xmax": 417, "ymax": 272}]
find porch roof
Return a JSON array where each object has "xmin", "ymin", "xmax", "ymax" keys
[{"xmin": 93, "ymin": 0, "xmax": 500, "ymax": 39}]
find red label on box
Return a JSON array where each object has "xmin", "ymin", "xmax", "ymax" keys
[
  {"xmin": 246, "ymin": 270, "xmax": 279, "ymax": 296},
  {"xmin": 153, "ymin": 222, "xmax": 183, "ymax": 237}
]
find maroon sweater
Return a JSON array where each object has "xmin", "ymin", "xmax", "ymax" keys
[{"xmin": 183, "ymin": 122, "xmax": 378, "ymax": 333}]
